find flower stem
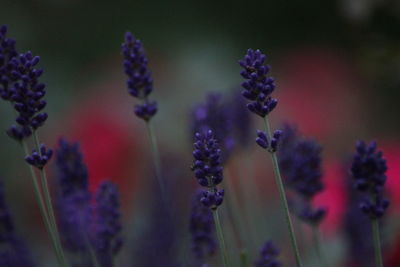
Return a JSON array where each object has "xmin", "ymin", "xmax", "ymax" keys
[
  {"xmin": 33, "ymin": 132, "xmax": 68, "ymax": 267},
  {"xmin": 213, "ymin": 209, "xmax": 229, "ymax": 267},
  {"xmin": 21, "ymin": 140, "xmax": 66, "ymax": 266},
  {"xmin": 312, "ymin": 226, "xmax": 326, "ymax": 267},
  {"xmin": 262, "ymin": 116, "xmax": 303, "ymax": 267},
  {"xmin": 240, "ymin": 249, "xmax": 249, "ymax": 267},
  {"xmin": 372, "ymin": 218, "xmax": 383, "ymax": 267},
  {"xmin": 145, "ymin": 120, "xmax": 166, "ymax": 200}
]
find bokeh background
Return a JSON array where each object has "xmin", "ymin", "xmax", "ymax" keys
[{"xmin": 1, "ymin": 0, "xmax": 400, "ymax": 266}]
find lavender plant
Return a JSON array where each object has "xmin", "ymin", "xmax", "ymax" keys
[
  {"xmin": 351, "ymin": 141, "xmax": 389, "ymax": 267},
  {"xmin": 278, "ymin": 124, "xmax": 327, "ymax": 265},
  {"xmin": 0, "ymin": 180, "xmax": 35, "ymax": 267},
  {"xmin": 121, "ymin": 31, "xmax": 165, "ymax": 200},
  {"xmin": 0, "ymin": 24, "xmax": 67, "ymax": 266},
  {"xmin": 192, "ymin": 130, "xmax": 228, "ymax": 266},
  {"xmin": 239, "ymin": 49, "xmax": 302, "ymax": 266}
]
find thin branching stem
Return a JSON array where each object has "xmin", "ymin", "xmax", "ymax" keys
[
  {"xmin": 33, "ymin": 131, "xmax": 68, "ymax": 267},
  {"xmin": 262, "ymin": 116, "xmax": 302, "ymax": 267}
]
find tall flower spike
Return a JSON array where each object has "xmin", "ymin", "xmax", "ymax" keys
[
  {"xmin": 254, "ymin": 241, "xmax": 281, "ymax": 267},
  {"xmin": 93, "ymin": 181, "xmax": 123, "ymax": 267},
  {"xmin": 278, "ymin": 124, "xmax": 326, "ymax": 225},
  {"xmin": 0, "ymin": 180, "xmax": 36, "ymax": 267},
  {"xmin": 122, "ymin": 31, "xmax": 157, "ymax": 121},
  {"xmin": 0, "ymin": 25, "xmax": 18, "ymax": 101},
  {"xmin": 1, "ymin": 50, "xmax": 48, "ymax": 141},
  {"xmin": 239, "ymin": 49, "xmax": 277, "ymax": 117},
  {"xmin": 189, "ymin": 190, "xmax": 216, "ymax": 260},
  {"xmin": 55, "ymin": 139, "xmax": 92, "ymax": 256},
  {"xmin": 192, "ymin": 130, "xmax": 224, "ymax": 210},
  {"xmin": 190, "ymin": 92, "xmax": 234, "ymax": 161},
  {"xmin": 351, "ymin": 141, "xmax": 389, "ymax": 218}
]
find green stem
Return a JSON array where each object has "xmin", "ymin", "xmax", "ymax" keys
[
  {"xmin": 21, "ymin": 140, "xmax": 64, "ymax": 265},
  {"xmin": 145, "ymin": 120, "xmax": 166, "ymax": 199},
  {"xmin": 213, "ymin": 209, "xmax": 229, "ymax": 267},
  {"xmin": 263, "ymin": 116, "xmax": 302, "ymax": 267},
  {"xmin": 312, "ymin": 226, "xmax": 325, "ymax": 267},
  {"xmin": 33, "ymin": 132, "xmax": 68, "ymax": 267},
  {"xmin": 240, "ymin": 249, "xmax": 249, "ymax": 267},
  {"xmin": 224, "ymin": 167, "xmax": 248, "ymax": 249},
  {"xmin": 372, "ymin": 218, "xmax": 383, "ymax": 267}
]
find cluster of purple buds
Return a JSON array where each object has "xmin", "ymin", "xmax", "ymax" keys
[
  {"xmin": 7, "ymin": 52, "xmax": 47, "ymax": 140},
  {"xmin": 192, "ymin": 130, "xmax": 225, "ymax": 209},
  {"xmin": 351, "ymin": 141, "xmax": 389, "ymax": 219},
  {"xmin": 122, "ymin": 32, "xmax": 157, "ymax": 121},
  {"xmin": 25, "ymin": 144, "xmax": 53, "ymax": 169},
  {"xmin": 256, "ymin": 130, "xmax": 282, "ymax": 152},
  {"xmin": 239, "ymin": 49, "xmax": 277, "ymax": 117},
  {"xmin": 189, "ymin": 190, "xmax": 216, "ymax": 260},
  {"xmin": 0, "ymin": 25, "xmax": 18, "ymax": 100},
  {"xmin": 254, "ymin": 241, "xmax": 281, "ymax": 267},
  {"xmin": 298, "ymin": 205, "xmax": 326, "ymax": 226}
]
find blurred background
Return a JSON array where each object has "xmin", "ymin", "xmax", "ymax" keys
[{"xmin": 1, "ymin": 0, "xmax": 400, "ymax": 266}]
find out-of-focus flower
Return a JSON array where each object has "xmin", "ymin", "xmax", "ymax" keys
[
  {"xmin": 189, "ymin": 190, "xmax": 216, "ymax": 260},
  {"xmin": 0, "ymin": 25, "xmax": 18, "ymax": 100},
  {"xmin": 278, "ymin": 124, "xmax": 326, "ymax": 225},
  {"xmin": 92, "ymin": 181, "xmax": 123, "ymax": 267},
  {"xmin": 121, "ymin": 32, "xmax": 157, "ymax": 121},
  {"xmin": 190, "ymin": 92, "xmax": 234, "ymax": 161},
  {"xmin": 0, "ymin": 180, "xmax": 35, "ymax": 267},
  {"xmin": 55, "ymin": 139, "xmax": 92, "ymax": 254},
  {"xmin": 239, "ymin": 49, "xmax": 277, "ymax": 117},
  {"xmin": 254, "ymin": 241, "xmax": 281, "ymax": 267},
  {"xmin": 350, "ymin": 141, "xmax": 389, "ymax": 218}
]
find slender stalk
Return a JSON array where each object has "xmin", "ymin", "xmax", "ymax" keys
[
  {"xmin": 372, "ymin": 218, "xmax": 383, "ymax": 267},
  {"xmin": 224, "ymin": 167, "xmax": 248, "ymax": 249},
  {"xmin": 213, "ymin": 209, "xmax": 229, "ymax": 267},
  {"xmin": 33, "ymin": 132, "xmax": 68, "ymax": 267},
  {"xmin": 240, "ymin": 249, "xmax": 248, "ymax": 267},
  {"xmin": 21, "ymin": 140, "xmax": 65, "ymax": 265},
  {"xmin": 145, "ymin": 120, "xmax": 166, "ymax": 199},
  {"xmin": 312, "ymin": 226, "xmax": 325, "ymax": 267},
  {"xmin": 262, "ymin": 116, "xmax": 302, "ymax": 267}
]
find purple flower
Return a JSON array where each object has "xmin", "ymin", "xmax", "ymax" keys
[
  {"xmin": 190, "ymin": 93, "xmax": 234, "ymax": 161},
  {"xmin": 121, "ymin": 31, "xmax": 157, "ymax": 121},
  {"xmin": 278, "ymin": 124, "xmax": 326, "ymax": 225},
  {"xmin": 55, "ymin": 139, "xmax": 93, "ymax": 267},
  {"xmin": 192, "ymin": 130, "xmax": 224, "ymax": 209},
  {"xmin": 25, "ymin": 144, "xmax": 53, "ymax": 169},
  {"xmin": 5, "ymin": 51, "xmax": 48, "ymax": 141},
  {"xmin": 254, "ymin": 241, "xmax": 281, "ymax": 267},
  {"xmin": 0, "ymin": 180, "xmax": 35, "ymax": 267},
  {"xmin": 92, "ymin": 181, "xmax": 123, "ymax": 267},
  {"xmin": 189, "ymin": 190, "xmax": 216, "ymax": 260},
  {"xmin": 350, "ymin": 141, "xmax": 389, "ymax": 218},
  {"xmin": 256, "ymin": 129, "xmax": 282, "ymax": 152},
  {"xmin": 0, "ymin": 25, "xmax": 18, "ymax": 101},
  {"xmin": 239, "ymin": 49, "xmax": 277, "ymax": 117}
]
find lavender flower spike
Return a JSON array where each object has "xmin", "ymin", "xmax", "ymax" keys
[
  {"xmin": 192, "ymin": 130, "xmax": 224, "ymax": 210},
  {"xmin": 0, "ymin": 25, "xmax": 18, "ymax": 101},
  {"xmin": 239, "ymin": 49, "xmax": 277, "ymax": 117},
  {"xmin": 122, "ymin": 31, "xmax": 157, "ymax": 121},
  {"xmin": 0, "ymin": 180, "xmax": 36, "ymax": 267},
  {"xmin": 189, "ymin": 190, "xmax": 216, "ymax": 260},
  {"xmin": 254, "ymin": 241, "xmax": 281, "ymax": 267},
  {"xmin": 25, "ymin": 143, "xmax": 53, "ymax": 169},
  {"xmin": 351, "ymin": 140, "xmax": 388, "ymax": 267},
  {"xmin": 351, "ymin": 141, "xmax": 389, "ymax": 218},
  {"xmin": 93, "ymin": 181, "xmax": 123, "ymax": 267}
]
